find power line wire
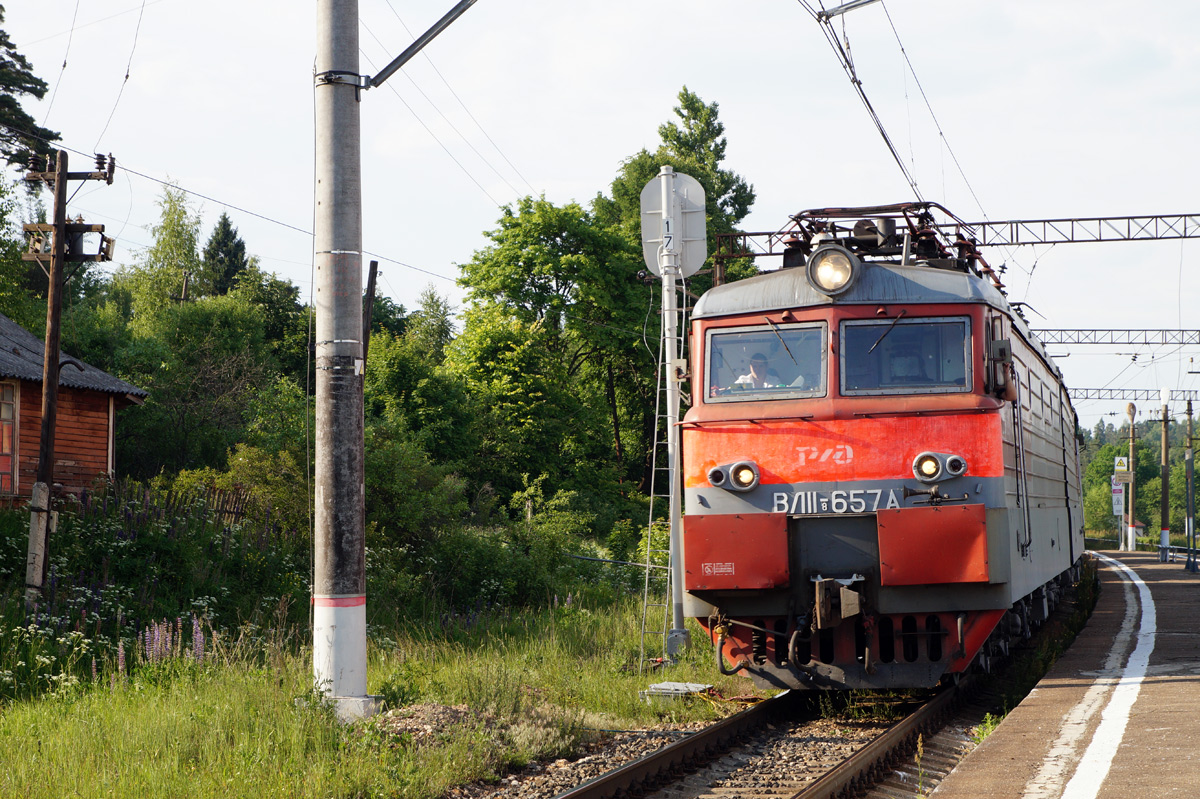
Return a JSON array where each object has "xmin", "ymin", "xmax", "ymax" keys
[
  {"xmin": 93, "ymin": 0, "xmax": 149, "ymax": 151},
  {"xmin": 879, "ymin": 1, "xmax": 983, "ymax": 218},
  {"xmin": 20, "ymin": 0, "xmax": 169, "ymax": 48},
  {"xmin": 2, "ymin": 122, "xmax": 459, "ymax": 285},
  {"xmin": 41, "ymin": 0, "xmax": 82, "ymax": 128}
]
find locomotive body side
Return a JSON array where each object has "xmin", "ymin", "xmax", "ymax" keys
[{"xmin": 681, "ymin": 257, "xmax": 1082, "ymax": 690}]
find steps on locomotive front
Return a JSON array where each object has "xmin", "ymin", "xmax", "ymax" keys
[{"xmin": 932, "ymin": 551, "xmax": 1200, "ymax": 799}]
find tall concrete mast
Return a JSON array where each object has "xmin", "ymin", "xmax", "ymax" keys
[{"xmin": 313, "ymin": 0, "xmax": 371, "ymax": 719}]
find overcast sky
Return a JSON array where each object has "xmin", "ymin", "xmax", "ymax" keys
[{"xmin": 6, "ymin": 0, "xmax": 1199, "ymax": 430}]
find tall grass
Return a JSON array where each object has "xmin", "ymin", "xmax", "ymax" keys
[
  {"xmin": 0, "ymin": 484, "xmax": 757, "ymax": 797},
  {"xmin": 0, "ymin": 598, "xmax": 748, "ymax": 799}
]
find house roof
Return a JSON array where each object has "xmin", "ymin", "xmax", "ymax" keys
[{"xmin": 0, "ymin": 313, "xmax": 147, "ymax": 399}]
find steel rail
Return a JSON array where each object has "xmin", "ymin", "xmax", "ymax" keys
[
  {"xmin": 791, "ymin": 680, "xmax": 965, "ymax": 799},
  {"xmin": 551, "ymin": 691, "xmax": 800, "ymax": 799}
]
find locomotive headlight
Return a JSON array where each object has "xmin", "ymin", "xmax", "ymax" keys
[
  {"xmin": 912, "ymin": 452, "xmax": 968, "ymax": 483},
  {"xmin": 709, "ymin": 461, "xmax": 761, "ymax": 492},
  {"xmin": 913, "ymin": 452, "xmax": 944, "ymax": 483},
  {"xmin": 806, "ymin": 245, "xmax": 860, "ymax": 296},
  {"xmin": 730, "ymin": 462, "xmax": 760, "ymax": 491},
  {"xmin": 945, "ymin": 455, "xmax": 968, "ymax": 477}
]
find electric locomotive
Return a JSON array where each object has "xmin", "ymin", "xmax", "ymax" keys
[{"xmin": 681, "ymin": 202, "xmax": 1084, "ymax": 689}]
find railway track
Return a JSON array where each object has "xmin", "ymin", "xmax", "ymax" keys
[{"xmin": 551, "ymin": 679, "xmax": 1001, "ymax": 799}]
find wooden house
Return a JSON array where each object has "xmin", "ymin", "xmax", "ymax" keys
[{"xmin": 0, "ymin": 313, "xmax": 147, "ymax": 499}]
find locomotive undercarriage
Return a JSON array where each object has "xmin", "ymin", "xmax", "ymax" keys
[{"xmin": 702, "ymin": 561, "xmax": 1080, "ymax": 690}]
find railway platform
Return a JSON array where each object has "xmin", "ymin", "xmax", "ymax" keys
[{"xmin": 933, "ymin": 550, "xmax": 1200, "ymax": 799}]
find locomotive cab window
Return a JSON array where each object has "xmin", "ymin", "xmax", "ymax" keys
[
  {"xmin": 840, "ymin": 317, "xmax": 971, "ymax": 395},
  {"xmin": 705, "ymin": 323, "xmax": 827, "ymax": 402}
]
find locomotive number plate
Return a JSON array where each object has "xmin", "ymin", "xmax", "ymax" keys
[{"xmin": 772, "ymin": 489, "xmax": 902, "ymax": 515}]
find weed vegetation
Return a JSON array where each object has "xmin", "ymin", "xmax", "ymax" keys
[{"xmin": 0, "ymin": 483, "xmax": 758, "ymax": 799}]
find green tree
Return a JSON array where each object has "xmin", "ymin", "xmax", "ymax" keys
[
  {"xmin": 230, "ymin": 264, "xmax": 309, "ymax": 382},
  {"xmin": 456, "ymin": 196, "xmax": 652, "ymax": 490},
  {"xmin": 404, "ymin": 285, "xmax": 455, "ymax": 365},
  {"xmin": 0, "ymin": 178, "xmax": 40, "ymax": 329},
  {"xmin": 444, "ymin": 305, "xmax": 582, "ymax": 499},
  {"xmin": 197, "ymin": 212, "xmax": 248, "ymax": 296},
  {"xmin": 593, "ymin": 86, "xmax": 758, "ymax": 290},
  {"xmin": 0, "ymin": 7, "xmax": 59, "ymax": 168},
  {"xmin": 114, "ymin": 184, "xmax": 202, "ymax": 334},
  {"xmin": 116, "ymin": 294, "xmax": 272, "ymax": 477},
  {"xmin": 366, "ymin": 293, "xmax": 406, "ymax": 339}
]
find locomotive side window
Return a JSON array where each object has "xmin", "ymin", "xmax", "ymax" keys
[
  {"xmin": 840, "ymin": 317, "xmax": 971, "ymax": 395},
  {"xmin": 705, "ymin": 323, "xmax": 827, "ymax": 402}
]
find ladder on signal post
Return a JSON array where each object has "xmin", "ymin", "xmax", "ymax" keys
[
  {"xmin": 638, "ymin": 287, "xmax": 689, "ymax": 675},
  {"xmin": 639, "ymin": 327, "xmax": 673, "ymax": 675}
]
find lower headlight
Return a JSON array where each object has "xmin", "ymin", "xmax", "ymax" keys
[
  {"xmin": 913, "ymin": 453, "xmax": 943, "ymax": 483},
  {"xmin": 728, "ymin": 461, "xmax": 760, "ymax": 492}
]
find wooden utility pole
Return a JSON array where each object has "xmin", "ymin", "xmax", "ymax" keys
[{"xmin": 22, "ymin": 150, "xmax": 115, "ymax": 612}]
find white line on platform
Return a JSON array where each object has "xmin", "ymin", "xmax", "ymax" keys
[
  {"xmin": 1020, "ymin": 568, "xmax": 1138, "ymax": 799},
  {"xmin": 1060, "ymin": 553, "xmax": 1156, "ymax": 799}
]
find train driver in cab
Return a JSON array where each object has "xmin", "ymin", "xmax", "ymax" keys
[{"xmin": 734, "ymin": 353, "xmax": 782, "ymax": 389}]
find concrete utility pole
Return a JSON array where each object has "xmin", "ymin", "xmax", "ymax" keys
[
  {"xmin": 1160, "ymin": 389, "xmax": 1171, "ymax": 562},
  {"xmin": 311, "ymin": 0, "xmax": 480, "ymax": 721},
  {"xmin": 22, "ymin": 150, "xmax": 114, "ymax": 613},
  {"xmin": 313, "ymin": 0, "xmax": 373, "ymax": 720},
  {"xmin": 1185, "ymin": 400, "xmax": 1195, "ymax": 572},
  {"xmin": 1126, "ymin": 403, "xmax": 1137, "ymax": 552}
]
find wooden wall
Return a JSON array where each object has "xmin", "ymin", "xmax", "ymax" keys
[{"xmin": 13, "ymin": 380, "xmax": 112, "ymax": 497}]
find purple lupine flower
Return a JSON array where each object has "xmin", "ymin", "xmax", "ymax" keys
[
  {"xmin": 92, "ymin": 657, "xmax": 97, "ymax": 683},
  {"xmin": 117, "ymin": 640, "xmax": 126, "ymax": 676},
  {"xmin": 192, "ymin": 616, "xmax": 204, "ymax": 664}
]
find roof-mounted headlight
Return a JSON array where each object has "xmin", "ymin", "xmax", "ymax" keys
[{"xmin": 806, "ymin": 244, "xmax": 860, "ymax": 296}]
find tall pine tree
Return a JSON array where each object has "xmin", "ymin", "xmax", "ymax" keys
[
  {"xmin": 0, "ymin": 6, "xmax": 60, "ymax": 167},
  {"xmin": 199, "ymin": 212, "xmax": 249, "ymax": 296}
]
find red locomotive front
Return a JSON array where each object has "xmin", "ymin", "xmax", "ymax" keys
[{"xmin": 681, "ymin": 205, "xmax": 1083, "ymax": 689}]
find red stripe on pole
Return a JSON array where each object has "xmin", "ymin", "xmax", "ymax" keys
[{"xmin": 312, "ymin": 595, "xmax": 366, "ymax": 607}]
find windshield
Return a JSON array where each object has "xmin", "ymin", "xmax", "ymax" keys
[
  {"xmin": 840, "ymin": 317, "xmax": 971, "ymax": 395},
  {"xmin": 705, "ymin": 323, "xmax": 827, "ymax": 402}
]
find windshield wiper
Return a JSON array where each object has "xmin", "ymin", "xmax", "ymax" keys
[
  {"xmin": 867, "ymin": 309, "xmax": 907, "ymax": 354},
  {"xmin": 763, "ymin": 317, "xmax": 798, "ymax": 364}
]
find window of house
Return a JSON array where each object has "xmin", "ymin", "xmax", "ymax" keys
[{"xmin": 0, "ymin": 383, "xmax": 15, "ymax": 494}]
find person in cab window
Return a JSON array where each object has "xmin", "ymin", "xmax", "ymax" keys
[{"xmin": 734, "ymin": 353, "xmax": 781, "ymax": 389}]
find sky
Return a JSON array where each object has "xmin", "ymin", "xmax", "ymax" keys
[{"xmin": 5, "ymin": 0, "xmax": 1200, "ymax": 431}]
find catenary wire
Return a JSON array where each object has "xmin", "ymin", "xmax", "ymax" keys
[
  {"xmin": 795, "ymin": 0, "xmax": 923, "ymax": 201},
  {"xmin": 379, "ymin": 0, "xmax": 537, "ymax": 195},
  {"xmin": 359, "ymin": 50, "xmax": 504, "ymax": 207},
  {"xmin": 361, "ymin": 21, "xmax": 526, "ymax": 202}
]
